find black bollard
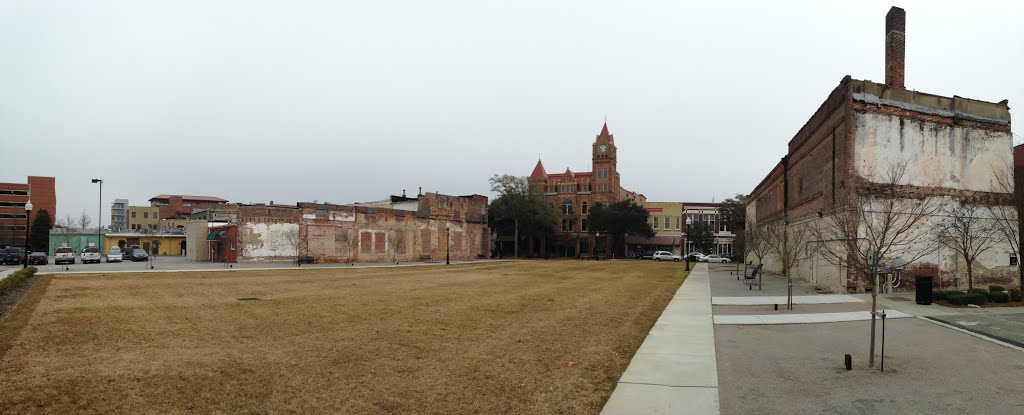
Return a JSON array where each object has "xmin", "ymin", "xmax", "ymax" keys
[{"xmin": 845, "ymin": 354, "xmax": 852, "ymax": 370}]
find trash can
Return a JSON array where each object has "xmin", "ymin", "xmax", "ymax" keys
[{"xmin": 915, "ymin": 276, "xmax": 933, "ymax": 305}]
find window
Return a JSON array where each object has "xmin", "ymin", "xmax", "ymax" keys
[
  {"xmin": 706, "ymin": 215, "xmax": 715, "ymax": 232},
  {"xmin": 581, "ymin": 202, "xmax": 588, "ymax": 214},
  {"xmin": 144, "ymin": 212, "xmax": 149, "ymax": 219},
  {"xmin": 131, "ymin": 212, "xmax": 136, "ymax": 219},
  {"xmin": 562, "ymin": 199, "xmax": 573, "ymax": 215},
  {"xmin": 721, "ymin": 222, "xmax": 729, "ymax": 233},
  {"xmin": 675, "ymin": 216, "xmax": 680, "ymax": 230},
  {"xmin": 664, "ymin": 216, "xmax": 670, "ymax": 230},
  {"xmin": 653, "ymin": 216, "xmax": 659, "ymax": 229},
  {"xmin": 582, "ymin": 219, "xmax": 588, "ymax": 232}
]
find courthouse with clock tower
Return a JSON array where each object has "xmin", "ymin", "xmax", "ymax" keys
[{"xmin": 527, "ymin": 123, "xmax": 644, "ymax": 257}]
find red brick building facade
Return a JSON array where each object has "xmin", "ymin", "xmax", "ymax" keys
[
  {"xmin": 746, "ymin": 7, "xmax": 1014, "ymax": 292},
  {"xmin": 527, "ymin": 123, "xmax": 644, "ymax": 257},
  {"xmin": 0, "ymin": 176, "xmax": 56, "ymax": 248},
  {"xmin": 149, "ymin": 194, "xmax": 229, "ymax": 220}
]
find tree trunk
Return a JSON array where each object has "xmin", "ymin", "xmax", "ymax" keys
[
  {"xmin": 967, "ymin": 261, "xmax": 974, "ymax": 291},
  {"xmin": 513, "ymin": 219, "xmax": 519, "ymax": 259},
  {"xmin": 869, "ymin": 274, "xmax": 877, "ymax": 368}
]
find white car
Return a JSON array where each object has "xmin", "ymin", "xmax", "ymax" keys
[
  {"xmin": 54, "ymin": 246, "xmax": 76, "ymax": 264},
  {"xmin": 703, "ymin": 254, "xmax": 731, "ymax": 263},
  {"xmin": 106, "ymin": 247, "xmax": 123, "ymax": 263},
  {"xmin": 652, "ymin": 251, "xmax": 681, "ymax": 262},
  {"xmin": 81, "ymin": 246, "xmax": 102, "ymax": 264}
]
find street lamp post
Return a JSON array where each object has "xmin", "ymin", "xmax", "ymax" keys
[
  {"xmin": 92, "ymin": 179, "xmax": 102, "ymax": 252},
  {"xmin": 446, "ymin": 225, "xmax": 451, "ymax": 265},
  {"xmin": 23, "ymin": 200, "xmax": 33, "ymax": 268},
  {"xmin": 684, "ymin": 217, "xmax": 690, "ymax": 271}
]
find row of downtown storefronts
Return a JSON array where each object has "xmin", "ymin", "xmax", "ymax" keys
[{"xmin": 628, "ymin": 202, "xmax": 737, "ymax": 257}]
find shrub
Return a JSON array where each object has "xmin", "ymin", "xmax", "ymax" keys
[
  {"xmin": 934, "ymin": 290, "xmax": 965, "ymax": 301},
  {"xmin": 1009, "ymin": 289, "xmax": 1023, "ymax": 302},
  {"xmin": 987, "ymin": 290, "xmax": 1010, "ymax": 303},
  {"xmin": 989, "ymin": 285, "xmax": 1006, "ymax": 293},
  {"xmin": 967, "ymin": 288, "xmax": 989, "ymax": 296},
  {"xmin": 947, "ymin": 293, "xmax": 987, "ymax": 306},
  {"xmin": 0, "ymin": 267, "xmax": 38, "ymax": 296}
]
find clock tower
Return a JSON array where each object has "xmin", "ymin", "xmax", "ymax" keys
[{"xmin": 592, "ymin": 122, "xmax": 617, "ymax": 194}]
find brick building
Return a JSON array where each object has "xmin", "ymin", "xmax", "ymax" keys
[
  {"xmin": 746, "ymin": 7, "xmax": 1015, "ymax": 292},
  {"xmin": 527, "ymin": 123, "xmax": 645, "ymax": 257},
  {"xmin": 149, "ymin": 194, "xmax": 229, "ymax": 220},
  {"xmin": 0, "ymin": 176, "xmax": 55, "ymax": 248},
  {"xmin": 185, "ymin": 192, "xmax": 489, "ymax": 263}
]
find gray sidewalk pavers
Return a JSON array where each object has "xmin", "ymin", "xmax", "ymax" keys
[
  {"xmin": 601, "ymin": 263, "xmax": 719, "ymax": 415},
  {"xmin": 711, "ymin": 294, "xmax": 862, "ymax": 305},
  {"xmin": 714, "ymin": 309, "xmax": 911, "ymax": 325}
]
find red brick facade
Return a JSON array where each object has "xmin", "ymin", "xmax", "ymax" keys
[
  {"xmin": 0, "ymin": 176, "xmax": 56, "ymax": 248},
  {"xmin": 525, "ymin": 123, "xmax": 644, "ymax": 257}
]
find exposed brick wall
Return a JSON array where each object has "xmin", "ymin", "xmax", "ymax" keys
[
  {"xmin": 885, "ymin": 7, "xmax": 906, "ymax": 88},
  {"xmin": 230, "ymin": 193, "xmax": 489, "ymax": 263}
]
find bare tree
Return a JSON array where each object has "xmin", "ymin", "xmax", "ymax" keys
[
  {"xmin": 77, "ymin": 210, "xmax": 93, "ymax": 231},
  {"xmin": 990, "ymin": 164, "xmax": 1022, "ymax": 287},
  {"xmin": 766, "ymin": 222, "xmax": 810, "ymax": 278},
  {"xmin": 55, "ymin": 214, "xmax": 79, "ymax": 248},
  {"xmin": 811, "ymin": 160, "xmax": 940, "ymax": 368},
  {"xmin": 744, "ymin": 225, "xmax": 771, "ymax": 267},
  {"xmin": 766, "ymin": 221, "xmax": 810, "ymax": 310},
  {"xmin": 281, "ymin": 225, "xmax": 302, "ymax": 264},
  {"xmin": 936, "ymin": 203, "xmax": 1000, "ymax": 291}
]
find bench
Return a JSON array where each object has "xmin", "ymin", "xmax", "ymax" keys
[
  {"xmin": 744, "ymin": 264, "xmax": 762, "ymax": 290},
  {"xmin": 420, "ymin": 255, "xmax": 432, "ymax": 262},
  {"xmin": 296, "ymin": 255, "xmax": 315, "ymax": 265},
  {"xmin": 579, "ymin": 253, "xmax": 590, "ymax": 260}
]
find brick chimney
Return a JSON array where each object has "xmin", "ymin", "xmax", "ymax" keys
[{"xmin": 885, "ymin": 6, "xmax": 906, "ymax": 88}]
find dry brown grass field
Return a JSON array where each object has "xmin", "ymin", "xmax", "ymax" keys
[{"xmin": 0, "ymin": 260, "xmax": 685, "ymax": 414}]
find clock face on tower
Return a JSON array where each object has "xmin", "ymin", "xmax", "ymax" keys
[{"xmin": 598, "ymin": 144, "xmax": 607, "ymax": 153}]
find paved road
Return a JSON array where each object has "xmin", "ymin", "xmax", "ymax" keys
[{"xmin": 926, "ymin": 313, "xmax": 1024, "ymax": 349}]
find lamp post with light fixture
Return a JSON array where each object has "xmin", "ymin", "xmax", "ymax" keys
[
  {"xmin": 23, "ymin": 200, "xmax": 32, "ymax": 268},
  {"xmin": 684, "ymin": 217, "xmax": 691, "ymax": 271},
  {"xmin": 91, "ymin": 179, "xmax": 102, "ymax": 252}
]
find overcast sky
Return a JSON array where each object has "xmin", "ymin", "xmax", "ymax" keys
[{"xmin": 1, "ymin": 0, "xmax": 1021, "ymax": 224}]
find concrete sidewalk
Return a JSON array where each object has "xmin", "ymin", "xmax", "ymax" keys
[
  {"xmin": 714, "ymin": 310, "xmax": 911, "ymax": 325},
  {"xmin": 712, "ymin": 294, "xmax": 862, "ymax": 305},
  {"xmin": 601, "ymin": 263, "xmax": 719, "ymax": 415},
  {"xmin": 0, "ymin": 267, "xmax": 17, "ymax": 282}
]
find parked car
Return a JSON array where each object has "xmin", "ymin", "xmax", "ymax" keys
[
  {"xmin": 106, "ymin": 247, "xmax": 123, "ymax": 263},
  {"xmin": 683, "ymin": 253, "xmax": 702, "ymax": 262},
  {"xmin": 635, "ymin": 250, "xmax": 655, "ymax": 260},
  {"xmin": 130, "ymin": 248, "xmax": 149, "ymax": 262},
  {"xmin": 703, "ymin": 254, "xmax": 731, "ymax": 263},
  {"xmin": 1, "ymin": 247, "xmax": 24, "ymax": 265},
  {"xmin": 652, "ymin": 251, "xmax": 681, "ymax": 262},
  {"xmin": 722, "ymin": 253, "xmax": 740, "ymax": 262},
  {"xmin": 81, "ymin": 246, "xmax": 102, "ymax": 264},
  {"xmin": 28, "ymin": 252, "xmax": 48, "ymax": 265},
  {"xmin": 54, "ymin": 246, "xmax": 76, "ymax": 264}
]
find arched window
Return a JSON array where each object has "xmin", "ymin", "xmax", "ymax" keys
[
  {"xmin": 581, "ymin": 202, "xmax": 588, "ymax": 215},
  {"xmin": 562, "ymin": 199, "xmax": 573, "ymax": 215}
]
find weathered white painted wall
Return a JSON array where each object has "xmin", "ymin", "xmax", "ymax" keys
[
  {"xmin": 854, "ymin": 112, "xmax": 1012, "ymax": 191},
  {"xmin": 241, "ymin": 222, "xmax": 299, "ymax": 259}
]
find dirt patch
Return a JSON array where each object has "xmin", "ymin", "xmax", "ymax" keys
[{"xmin": 0, "ymin": 261, "xmax": 685, "ymax": 414}]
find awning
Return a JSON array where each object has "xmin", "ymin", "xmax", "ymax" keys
[
  {"xmin": 207, "ymin": 230, "xmax": 225, "ymax": 240},
  {"xmin": 625, "ymin": 235, "xmax": 680, "ymax": 246}
]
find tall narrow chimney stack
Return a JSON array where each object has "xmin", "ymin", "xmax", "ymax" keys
[{"xmin": 885, "ymin": 6, "xmax": 906, "ymax": 88}]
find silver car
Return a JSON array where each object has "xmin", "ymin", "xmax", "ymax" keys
[
  {"xmin": 106, "ymin": 247, "xmax": 123, "ymax": 263},
  {"xmin": 703, "ymin": 254, "xmax": 731, "ymax": 263},
  {"xmin": 652, "ymin": 251, "xmax": 681, "ymax": 262},
  {"xmin": 81, "ymin": 246, "xmax": 102, "ymax": 264}
]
